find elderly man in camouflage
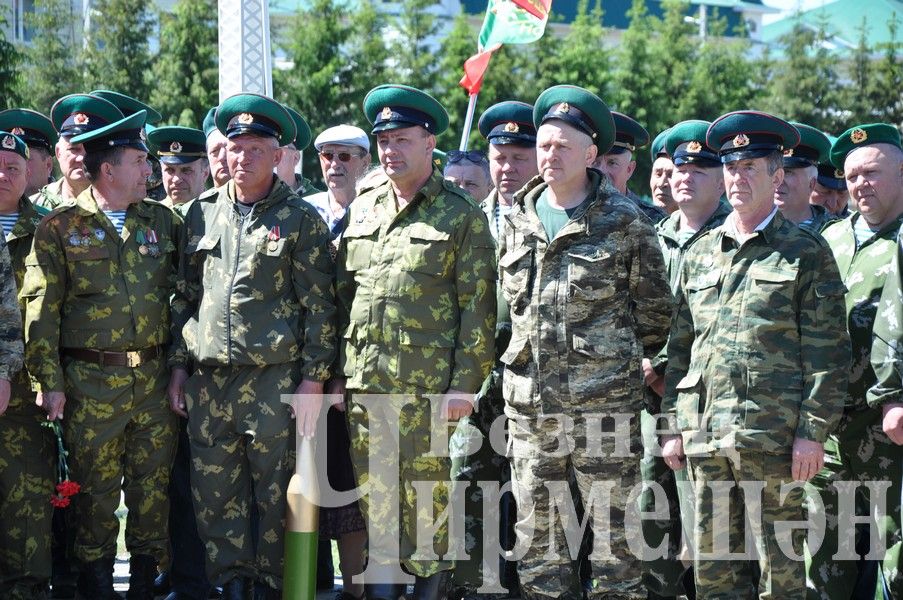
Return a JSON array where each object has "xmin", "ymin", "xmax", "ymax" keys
[
  {"xmin": 773, "ymin": 123, "xmax": 837, "ymax": 234},
  {"xmin": 497, "ymin": 85, "xmax": 672, "ymax": 600},
  {"xmin": 813, "ymin": 124, "xmax": 903, "ymax": 600},
  {"xmin": 167, "ymin": 94, "xmax": 336, "ymax": 600},
  {"xmin": 334, "ymin": 84, "xmax": 496, "ymax": 600},
  {"xmin": 641, "ymin": 120, "xmax": 732, "ymax": 600},
  {"xmin": 0, "ymin": 132, "xmax": 36, "ymax": 599},
  {"xmin": 22, "ymin": 109, "xmax": 181, "ymax": 600},
  {"xmin": 660, "ymin": 111, "xmax": 849, "ymax": 598}
]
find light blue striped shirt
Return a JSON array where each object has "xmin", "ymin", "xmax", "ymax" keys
[
  {"xmin": 0, "ymin": 213, "xmax": 19, "ymax": 237},
  {"xmin": 103, "ymin": 210, "xmax": 127, "ymax": 236}
]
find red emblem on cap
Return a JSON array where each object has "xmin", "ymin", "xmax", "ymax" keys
[
  {"xmin": 1, "ymin": 135, "xmax": 15, "ymax": 150},
  {"xmin": 170, "ymin": 141, "xmax": 182, "ymax": 153},
  {"xmin": 850, "ymin": 128, "xmax": 867, "ymax": 144},
  {"xmin": 783, "ymin": 148, "xmax": 794, "ymax": 156},
  {"xmin": 686, "ymin": 141, "xmax": 703, "ymax": 153},
  {"xmin": 10, "ymin": 127, "xmax": 24, "ymax": 136},
  {"xmin": 504, "ymin": 122, "xmax": 520, "ymax": 133},
  {"xmin": 73, "ymin": 113, "xmax": 89, "ymax": 125},
  {"xmin": 732, "ymin": 134, "xmax": 750, "ymax": 148},
  {"xmin": 381, "ymin": 106, "xmax": 393, "ymax": 120},
  {"xmin": 238, "ymin": 113, "xmax": 254, "ymax": 124}
]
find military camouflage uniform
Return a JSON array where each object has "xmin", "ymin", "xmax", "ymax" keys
[
  {"xmin": 640, "ymin": 199, "xmax": 732, "ymax": 598},
  {"xmin": 30, "ymin": 178, "xmax": 71, "ymax": 211},
  {"xmin": 451, "ymin": 189, "xmax": 515, "ymax": 593},
  {"xmin": 498, "ymin": 170, "xmax": 672, "ymax": 600},
  {"xmin": 799, "ymin": 203, "xmax": 838, "ymax": 236},
  {"xmin": 0, "ymin": 208, "xmax": 29, "ymax": 597},
  {"xmin": 337, "ymin": 169, "xmax": 496, "ymax": 578},
  {"xmin": 170, "ymin": 177, "xmax": 336, "ymax": 590},
  {"xmin": 0, "ymin": 198, "xmax": 54, "ymax": 599},
  {"xmin": 838, "ymin": 214, "xmax": 903, "ymax": 600},
  {"xmin": 662, "ymin": 210, "xmax": 849, "ymax": 598},
  {"xmin": 22, "ymin": 188, "xmax": 181, "ymax": 567},
  {"xmin": 626, "ymin": 189, "xmax": 668, "ymax": 224}
]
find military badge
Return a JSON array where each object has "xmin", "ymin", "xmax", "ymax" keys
[
  {"xmin": 10, "ymin": 127, "xmax": 24, "ymax": 136},
  {"xmin": 835, "ymin": 168, "xmax": 844, "ymax": 178},
  {"xmin": 94, "ymin": 228, "xmax": 105, "ymax": 241},
  {"xmin": 238, "ymin": 113, "xmax": 254, "ymax": 124},
  {"xmin": 1, "ymin": 135, "xmax": 14, "ymax": 150},
  {"xmin": 381, "ymin": 106, "xmax": 393, "ymax": 120},
  {"xmin": 504, "ymin": 122, "xmax": 520, "ymax": 133},
  {"xmin": 169, "ymin": 141, "xmax": 183, "ymax": 153},
  {"xmin": 267, "ymin": 225, "xmax": 281, "ymax": 251},
  {"xmin": 68, "ymin": 230, "xmax": 81, "ymax": 247},
  {"xmin": 783, "ymin": 148, "xmax": 794, "ymax": 157},
  {"xmin": 850, "ymin": 128, "xmax": 867, "ymax": 144},
  {"xmin": 686, "ymin": 141, "xmax": 702, "ymax": 153},
  {"xmin": 139, "ymin": 129, "xmax": 147, "ymax": 142},
  {"xmin": 73, "ymin": 113, "xmax": 89, "ymax": 125},
  {"xmin": 558, "ymin": 102, "xmax": 570, "ymax": 114},
  {"xmin": 732, "ymin": 134, "xmax": 749, "ymax": 148}
]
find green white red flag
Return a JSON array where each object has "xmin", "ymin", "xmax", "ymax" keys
[{"xmin": 460, "ymin": 0, "xmax": 553, "ymax": 94}]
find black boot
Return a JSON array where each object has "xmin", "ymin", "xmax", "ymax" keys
[
  {"xmin": 412, "ymin": 571, "xmax": 452, "ymax": 600},
  {"xmin": 126, "ymin": 554, "xmax": 158, "ymax": 600},
  {"xmin": 154, "ymin": 570, "xmax": 171, "ymax": 596},
  {"xmin": 74, "ymin": 556, "xmax": 119, "ymax": 600},
  {"xmin": 364, "ymin": 582, "xmax": 407, "ymax": 600},
  {"xmin": 220, "ymin": 577, "xmax": 251, "ymax": 600}
]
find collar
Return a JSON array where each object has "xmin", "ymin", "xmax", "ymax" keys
[
  {"xmin": 724, "ymin": 205, "xmax": 777, "ymax": 241},
  {"xmin": 225, "ymin": 175, "xmax": 293, "ymax": 213}
]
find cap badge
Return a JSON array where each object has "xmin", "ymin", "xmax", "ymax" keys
[
  {"xmin": 558, "ymin": 102, "xmax": 570, "ymax": 114},
  {"xmin": 381, "ymin": 106, "xmax": 393, "ymax": 120},
  {"xmin": 139, "ymin": 129, "xmax": 147, "ymax": 142},
  {"xmin": 170, "ymin": 141, "xmax": 183, "ymax": 153},
  {"xmin": 73, "ymin": 113, "xmax": 89, "ymax": 125},
  {"xmin": 850, "ymin": 128, "xmax": 867, "ymax": 144},
  {"xmin": 732, "ymin": 133, "xmax": 750, "ymax": 148},
  {"xmin": 686, "ymin": 141, "xmax": 702, "ymax": 153},
  {"xmin": 238, "ymin": 113, "xmax": 254, "ymax": 125},
  {"xmin": 835, "ymin": 168, "xmax": 844, "ymax": 178},
  {"xmin": 783, "ymin": 148, "xmax": 794, "ymax": 156},
  {"xmin": 10, "ymin": 127, "xmax": 24, "ymax": 136},
  {"xmin": 504, "ymin": 121, "xmax": 520, "ymax": 133},
  {"xmin": 1, "ymin": 135, "xmax": 15, "ymax": 150}
]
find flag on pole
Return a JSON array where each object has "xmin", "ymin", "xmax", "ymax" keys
[{"xmin": 460, "ymin": 0, "xmax": 552, "ymax": 94}]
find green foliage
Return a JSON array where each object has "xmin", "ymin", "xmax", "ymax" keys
[
  {"xmin": 392, "ymin": 0, "xmax": 441, "ymax": 91},
  {"xmin": 81, "ymin": 0, "xmax": 154, "ymax": 100},
  {"xmin": 149, "ymin": 0, "xmax": 218, "ymax": 127},
  {"xmin": 0, "ymin": 7, "xmax": 23, "ymax": 109},
  {"xmin": 21, "ymin": 0, "xmax": 82, "ymax": 113}
]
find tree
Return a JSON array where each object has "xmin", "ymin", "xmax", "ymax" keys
[
  {"xmin": 21, "ymin": 0, "xmax": 82, "ymax": 113},
  {"xmin": 435, "ymin": 13, "xmax": 480, "ymax": 150},
  {"xmin": 391, "ymin": 0, "xmax": 441, "ymax": 91},
  {"xmin": 0, "ymin": 7, "xmax": 23, "ymax": 109},
  {"xmin": 81, "ymin": 0, "xmax": 154, "ymax": 101},
  {"xmin": 148, "ymin": 0, "xmax": 218, "ymax": 127},
  {"xmin": 546, "ymin": 0, "xmax": 610, "ymax": 99},
  {"xmin": 869, "ymin": 17, "xmax": 903, "ymax": 126}
]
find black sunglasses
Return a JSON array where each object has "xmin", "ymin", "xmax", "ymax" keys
[
  {"xmin": 319, "ymin": 151, "xmax": 364, "ymax": 162},
  {"xmin": 447, "ymin": 150, "xmax": 488, "ymax": 164}
]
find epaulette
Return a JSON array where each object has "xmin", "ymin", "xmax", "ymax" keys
[
  {"xmin": 195, "ymin": 187, "xmax": 220, "ymax": 203},
  {"xmin": 32, "ymin": 203, "xmax": 50, "ymax": 218}
]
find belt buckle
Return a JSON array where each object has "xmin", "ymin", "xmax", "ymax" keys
[{"xmin": 126, "ymin": 351, "xmax": 141, "ymax": 368}]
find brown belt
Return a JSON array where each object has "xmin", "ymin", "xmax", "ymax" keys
[{"xmin": 62, "ymin": 346, "xmax": 163, "ymax": 367}]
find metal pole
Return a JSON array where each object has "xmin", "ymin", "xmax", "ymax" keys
[
  {"xmin": 218, "ymin": 0, "xmax": 273, "ymax": 100},
  {"xmin": 459, "ymin": 92, "xmax": 480, "ymax": 151}
]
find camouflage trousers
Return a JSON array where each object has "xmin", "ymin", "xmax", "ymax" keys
[
  {"xmin": 0, "ymin": 376, "xmax": 55, "ymax": 598},
  {"xmin": 184, "ymin": 363, "xmax": 299, "ymax": 590},
  {"xmin": 639, "ymin": 409, "xmax": 693, "ymax": 598},
  {"xmin": 688, "ymin": 451, "xmax": 805, "ymax": 599},
  {"xmin": 805, "ymin": 407, "xmax": 903, "ymax": 600},
  {"xmin": 508, "ymin": 413, "xmax": 645, "ymax": 600},
  {"xmin": 62, "ymin": 355, "xmax": 177, "ymax": 564},
  {"xmin": 450, "ymin": 414, "xmax": 513, "ymax": 592},
  {"xmin": 347, "ymin": 393, "xmax": 453, "ymax": 579}
]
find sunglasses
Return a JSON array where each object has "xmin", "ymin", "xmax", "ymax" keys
[
  {"xmin": 447, "ymin": 150, "xmax": 488, "ymax": 164},
  {"xmin": 319, "ymin": 151, "xmax": 365, "ymax": 162}
]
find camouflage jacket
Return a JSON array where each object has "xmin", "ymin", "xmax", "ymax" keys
[
  {"xmin": 336, "ymin": 168, "xmax": 496, "ymax": 395},
  {"xmin": 30, "ymin": 178, "xmax": 72, "ymax": 211},
  {"xmin": 799, "ymin": 203, "xmax": 838, "ymax": 236},
  {"xmin": 627, "ymin": 189, "xmax": 669, "ymax": 224},
  {"xmin": 821, "ymin": 212, "xmax": 903, "ymax": 410},
  {"xmin": 866, "ymin": 225, "xmax": 903, "ymax": 408},
  {"xmin": 5, "ymin": 197, "xmax": 48, "ymax": 389},
  {"xmin": 649, "ymin": 199, "xmax": 733, "ymax": 377},
  {"xmin": 662, "ymin": 211, "xmax": 849, "ymax": 454},
  {"xmin": 0, "ymin": 232, "xmax": 23, "ymax": 382},
  {"xmin": 22, "ymin": 188, "xmax": 182, "ymax": 391},
  {"xmin": 170, "ymin": 178, "xmax": 336, "ymax": 380},
  {"xmin": 498, "ymin": 169, "xmax": 672, "ymax": 417},
  {"xmin": 480, "ymin": 189, "xmax": 511, "ymax": 348}
]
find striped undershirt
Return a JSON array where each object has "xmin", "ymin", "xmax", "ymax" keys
[
  {"xmin": 0, "ymin": 213, "xmax": 19, "ymax": 237},
  {"xmin": 103, "ymin": 210, "xmax": 127, "ymax": 236}
]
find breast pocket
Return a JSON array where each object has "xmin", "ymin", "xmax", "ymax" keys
[
  {"xmin": 65, "ymin": 245, "xmax": 111, "ymax": 295},
  {"xmin": 402, "ymin": 223, "xmax": 453, "ymax": 278},
  {"xmin": 498, "ymin": 245, "xmax": 533, "ymax": 313},
  {"xmin": 674, "ymin": 370, "xmax": 705, "ymax": 432},
  {"xmin": 342, "ymin": 220, "xmax": 381, "ymax": 272},
  {"xmin": 567, "ymin": 249, "xmax": 620, "ymax": 301},
  {"xmin": 185, "ymin": 234, "xmax": 221, "ymax": 287},
  {"xmin": 743, "ymin": 267, "xmax": 798, "ymax": 335}
]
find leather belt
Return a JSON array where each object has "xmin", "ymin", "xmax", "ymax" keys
[{"xmin": 62, "ymin": 346, "xmax": 163, "ymax": 367}]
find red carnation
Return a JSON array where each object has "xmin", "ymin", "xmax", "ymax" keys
[
  {"xmin": 50, "ymin": 495, "xmax": 71, "ymax": 508},
  {"xmin": 56, "ymin": 480, "xmax": 81, "ymax": 497}
]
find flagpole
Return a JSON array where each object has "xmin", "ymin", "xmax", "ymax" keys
[{"xmin": 459, "ymin": 92, "xmax": 480, "ymax": 151}]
